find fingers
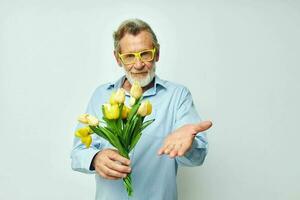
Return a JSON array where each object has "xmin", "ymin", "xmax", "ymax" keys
[
  {"xmin": 177, "ymin": 143, "xmax": 190, "ymax": 157},
  {"xmin": 94, "ymin": 149, "xmax": 131, "ymax": 180},
  {"xmin": 158, "ymin": 143, "xmax": 182, "ymax": 158},
  {"xmin": 98, "ymin": 166, "xmax": 125, "ymax": 180},
  {"xmin": 108, "ymin": 151, "xmax": 131, "ymax": 166},
  {"xmin": 99, "ymin": 164, "xmax": 128, "ymax": 179},
  {"xmin": 169, "ymin": 144, "xmax": 181, "ymax": 158},
  {"xmin": 164, "ymin": 144, "xmax": 175, "ymax": 154},
  {"xmin": 158, "ymin": 142, "xmax": 170, "ymax": 155},
  {"xmin": 98, "ymin": 172, "xmax": 119, "ymax": 180},
  {"xmin": 193, "ymin": 120, "xmax": 213, "ymax": 134},
  {"xmin": 105, "ymin": 158, "xmax": 131, "ymax": 174},
  {"xmin": 158, "ymin": 142, "xmax": 191, "ymax": 158}
]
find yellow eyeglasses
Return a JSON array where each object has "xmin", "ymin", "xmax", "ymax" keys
[{"xmin": 118, "ymin": 48, "xmax": 156, "ymax": 65}]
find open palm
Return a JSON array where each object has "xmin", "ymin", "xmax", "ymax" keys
[{"xmin": 157, "ymin": 121, "xmax": 212, "ymax": 158}]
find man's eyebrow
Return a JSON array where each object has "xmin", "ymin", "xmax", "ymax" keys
[{"xmin": 122, "ymin": 48, "xmax": 154, "ymax": 54}]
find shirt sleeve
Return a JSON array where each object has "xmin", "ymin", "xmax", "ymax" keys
[
  {"xmin": 174, "ymin": 87, "xmax": 208, "ymax": 167},
  {"xmin": 70, "ymin": 88, "xmax": 117, "ymax": 174}
]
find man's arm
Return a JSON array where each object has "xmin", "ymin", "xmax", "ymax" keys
[
  {"xmin": 70, "ymin": 88, "xmax": 115, "ymax": 174},
  {"xmin": 70, "ymin": 88, "xmax": 131, "ymax": 178},
  {"xmin": 175, "ymin": 131, "xmax": 208, "ymax": 167},
  {"xmin": 158, "ymin": 87, "xmax": 211, "ymax": 167}
]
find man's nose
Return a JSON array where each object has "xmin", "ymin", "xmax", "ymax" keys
[{"xmin": 134, "ymin": 57, "xmax": 145, "ymax": 70}]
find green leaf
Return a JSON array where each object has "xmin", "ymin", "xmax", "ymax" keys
[
  {"xmin": 102, "ymin": 117, "xmax": 123, "ymax": 138},
  {"xmin": 128, "ymin": 118, "xmax": 155, "ymax": 151},
  {"xmin": 89, "ymin": 126, "xmax": 108, "ymax": 141},
  {"xmin": 129, "ymin": 132, "xmax": 142, "ymax": 151},
  {"xmin": 127, "ymin": 102, "xmax": 141, "ymax": 122},
  {"xmin": 127, "ymin": 115, "xmax": 139, "ymax": 144},
  {"xmin": 117, "ymin": 104, "xmax": 124, "ymax": 131},
  {"xmin": 129, "ymin": 116, "xmax": 142, "ymax": 142},
  {"xmin": 98, "ymin": 127, "xmax": 122, "ymax": 150},
  {"xmin": 140, "ymin": 119, "xmax": 155, "ymax": 132}
]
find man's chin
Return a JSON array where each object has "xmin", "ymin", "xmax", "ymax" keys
[
  {"xmin": 131, "ymin": 76, "xmax": 147, "ymax": 82},
  {"xmin": 127, "ymin": 73, "xmax": 154, "ymax": 87},
  {"xmin": 131, "ymin": 72, "xmax": 148, "ymax": 79}
]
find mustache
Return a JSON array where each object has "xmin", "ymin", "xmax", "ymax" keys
[
  {"xmin": 130, "ymin": 71, "xmax": 149, "ymax": 74},
  {"xmin": 124, "ymin": 67, "xmax": 148, "ymax": 74}
]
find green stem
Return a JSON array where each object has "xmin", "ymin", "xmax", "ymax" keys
[{"xmin": 123, "ymin": 174, "xmax": 133, "ymax": 196}]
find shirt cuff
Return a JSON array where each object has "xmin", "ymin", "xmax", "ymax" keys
[{"xmin": 71, "ymin": 147, "xmax": 100, "ymax": 174}]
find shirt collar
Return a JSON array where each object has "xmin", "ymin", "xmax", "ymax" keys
[{"xmin": 106, "ymin": 75, "xmax": 167, "ymax": 96}]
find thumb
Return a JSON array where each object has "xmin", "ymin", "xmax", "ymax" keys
[{"xmin": 193, "ymin": 120, "xmax": 213, "ymax": 134}]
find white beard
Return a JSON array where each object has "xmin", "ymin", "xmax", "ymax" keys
[{"xmin": 124, "ymin": 64, "xmax": 156, "ymax": 87}]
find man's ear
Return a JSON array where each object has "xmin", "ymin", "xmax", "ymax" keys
[{"xmin": 114, "ymin": 50, "xmax": 122, "ymax": 67}]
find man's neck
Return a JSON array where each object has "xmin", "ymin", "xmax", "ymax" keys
[{"xmin": 122, "ymin": 78, "xmax": 155, "ymax": 93}]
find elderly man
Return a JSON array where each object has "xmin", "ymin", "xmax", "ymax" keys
[{"xmin": 71, "ymin": 19, "xmax": 212, "ymax": 200}]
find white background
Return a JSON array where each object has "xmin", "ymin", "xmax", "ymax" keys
[{"xmin": 1, "ymin": 0, "xmax": 299, "ymax": 199}]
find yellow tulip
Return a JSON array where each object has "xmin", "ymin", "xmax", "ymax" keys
[
  {"xmin": 78, "ymin": 113, "xmax": 99, "ymax": 126},
  {"xmin": 81, "ymin": 135, "xmax": 92, "ymax": 148},
  {"xmin": 110, "ymin": 89, "xmax": 125, "ymax": 105},
  {"xmin": 103, "ymin": 103, "xmax": 120, "ymax": 120},
  {"xmin": 75, "ymin": 126, "xmax": 93, "ymax": 148},
  {"xmin": 137, "ymin": 100, "xmax": 152, "ymax": 117},
  {"xmin": 75, "ymin": 126, "xmax": 92, "ymax": 137},
  {"xmin": 129, "ymin": 97, "xmax": 136, "ymax": 106},
  {"xmin": 130, "ymin": 81, "xmax": 142, "ymax": 99},
  {"xmin": 109, "ymin": 92, "xmax": 117, "ymax": 105},
  {"xmin": 114, "ymin": 88, "xmax": 126, "ymax": 104},
  {"xmin": 78, "ymin": 113, "xmax": 89, "ymax": 124},
  {"xmin": 87, "ymin": 115, "xmax": 99, "ymax": 126},
  {"xmin": 121, "ymin": 105, "xmax": 130, "ymax": 119}
]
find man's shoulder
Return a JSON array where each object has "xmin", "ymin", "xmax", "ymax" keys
[
  {"xmin": 159, "ymin": 78, "xmax": 190, "ymax": 94},
  {"xmin": 94, "ymin": 82, "xmax": 113, "ymax": 92},
  {"xmin": 89, "ymin": 82, "xmax": 114, "ymax": 99}
]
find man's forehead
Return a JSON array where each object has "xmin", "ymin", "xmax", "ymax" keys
[{"xmin": 119, "ymin": 31, "xmax": 153, "ymax": 53}]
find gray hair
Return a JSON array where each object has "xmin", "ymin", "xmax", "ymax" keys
[{"xmin": 113, "ymin": 19, "xmax": 160, "ymax": 54}]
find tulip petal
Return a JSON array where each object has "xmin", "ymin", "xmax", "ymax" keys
[
  {"xmin": 78, "ymin": 113, "xmax": 89, "ymax": 124},
  {"xmin": 130, "ymin": 81, "xmax": 142, "ymax": 99},
  {"xmin": 81, "ymin": 135, "xmax": 92, "ymax": 148},
  {"xmin": 75, "ymin": 126, "xmax": 92, "ymax": 138},
  {"xmin": 110, "ymin": 92, "xmax": 118, "ymax": 105},
  {"xmin": 115, "ymin": 88, "xmax": 126, "ymax": 104},
  {"xmin": 87, "ymin": 115, "xmax": 99, "ymax": 126}
]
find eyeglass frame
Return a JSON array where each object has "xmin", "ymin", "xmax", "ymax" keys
[{"xmin": 118, "ymin": 48, "xmax": 156, "ymax": 65}]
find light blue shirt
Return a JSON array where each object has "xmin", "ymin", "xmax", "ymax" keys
[{"xmin": 71, "ymin": 75, "xmax": 208, "ymax": 200}]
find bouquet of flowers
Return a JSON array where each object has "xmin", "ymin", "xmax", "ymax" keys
[{"xmin": 74, "ymin": 81, "xmax": 154, "ymax": 196}]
